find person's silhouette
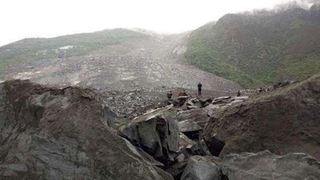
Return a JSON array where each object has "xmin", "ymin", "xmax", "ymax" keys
[{"xmin": 197, "ymin": 82, "xmax": 202, "ymax": 96}]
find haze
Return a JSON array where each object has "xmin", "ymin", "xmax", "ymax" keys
[{"xmin": 0, "ymin": 0, "xmax": 310, "ymax": 46}]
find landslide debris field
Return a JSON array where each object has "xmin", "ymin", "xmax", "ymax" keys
[{"xmin": 1, "ymin": 29, "xmax": 240, "ymax": 92}]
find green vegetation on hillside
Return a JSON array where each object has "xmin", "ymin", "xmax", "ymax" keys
[
  {"xmin": 185, "ymin": 24, "xmax": 263, "ymax": 87},
  {"xmin": 186, "ymin": 5, "xmax": 320, "ymax": 87}
]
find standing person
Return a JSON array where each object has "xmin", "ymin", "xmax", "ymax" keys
[
  {"xmin": 167, "ymin": 91, "xmax": 173, "ymax": 105},
  {"xmin": 197, "ymin": 82, "xmax": 202, "ymax": 96},
  {"xmin": 167, "ymin": 91, "xmax": 173, "ymax": 100},
  {"xmin": 237, "ymin": 90, "xmax": 241, "ymax": 97}
]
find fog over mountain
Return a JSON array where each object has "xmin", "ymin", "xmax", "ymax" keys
[{"xmin": 1, "ymin": 0, "xmax": 315, "ymax": 46}]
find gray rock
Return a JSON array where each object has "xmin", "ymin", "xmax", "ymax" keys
[
  {"xmin": 120, "ymin": 107, "xmax": 180, "ymax": 161},
  {"xmin": 176, "ymin": 96, "xmax": 189, "ymax": 106},
  {"xmin": 178, "ymin": 120, "xmax": 202, "ymax": 133},
  {"xmin": 233, "ymin": 96, "xmax": 249, "ymax": 100},
  {"xmin": 205, "ymin": 104, "xmax": 221, "ymax": 117},
  {"xmin": 181, "ymin": 156, "xmax": 222, "ymax": 180},
  {"xmin": 179, "ymin": 133, "xmax": 197, "ymax": 150},
  {"xmin": 220, "ymin": 151, "xmax": 320, "ymax": 180},
  {"xmin": 177, "ymin": 108, "xmax": 209, "ymax": 129},
  {"xmin": 199, "ymin": 98, "xmax": 213, "ymax": 107},
  {"xmin": 187, "ymin": 105, "xmax": 200, "ymax": 110},
  {"xmin": 212, "ymin": 96, "xmax": 231, "ymax": 104},
  {"xmin": 184, "ymin": 98, "xmax": 202, "ymax": 109},
  {"xmin": 176, "ymin": 153, "xmax": 186, "ymax": 163}
]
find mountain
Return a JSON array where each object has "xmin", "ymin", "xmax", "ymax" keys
[
  {"xmin": 3, "ymin": 4, "xmax": 320, "ymax": 90},
  {"xmin": 0, "ymin": 28, "xmax": 240, "ymax": 91},
  {"xmin": 185, "ymin": 4, "xmax": 320, "ymax": 87},
  {"xmin": 0, "ymin": 29, "xmax": 147, "ymax": 73}
]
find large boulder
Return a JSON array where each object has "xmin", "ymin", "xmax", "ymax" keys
[
  {"xmin": 0, "ymin": 80, "xmax": 173, "ymax": 180},
  {"xmin": 119, "ymin": 107, "xmax": 180, "ymax": 163},
  {"xmin": 203, "ymin": 74, "xmax": 320, "ymax": 159}
]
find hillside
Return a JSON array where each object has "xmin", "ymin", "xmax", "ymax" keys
[
  {"xmin": 0, "ymin": 29, "xmax": 147, "ymax": 75},
  {"xmin": 0, "ymin": 29, "xmax": 240, "ymax": 91},
  {"xmin": 185, "ymin": 4, "xmax": 320, "ymax": 87}
]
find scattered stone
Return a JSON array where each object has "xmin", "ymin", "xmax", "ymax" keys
[
  {"xmin": 176, "ymin": 96, "xmax": 189, "ymax": 106},
  {"xmin": 273, "ymin": 80, "xmax": 295, "ymax": 89},
  {"xmin": 212, "ymin": 96, "xmax": 231, "ymax": 104},
  {"xmin": 199, "ymin": 98, "xmax": 213, "ymax": 107}
]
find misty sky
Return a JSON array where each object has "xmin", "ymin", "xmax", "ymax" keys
[{"xmin": 0, "ymin": 0, "xmax": 311, "ymax": 46}]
